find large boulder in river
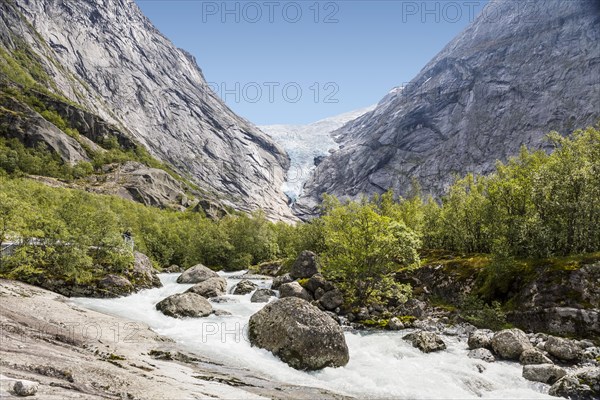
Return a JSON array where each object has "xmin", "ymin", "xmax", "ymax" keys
[
  {"xmin": 522, "ymin": 364, "xmax": 567, "ymax": 384},
  {"xmin": 176, "ymin": 264, "xmax": 219, "ymax": 284},
  {"xmin": 549, "ymin": 368, "xmax": 600, "ymax": 400},
  {"xmin": 186, "ymin": 277, "xmax": 227, "ymax": 298},
  {"xmin": 251, "ymin": 289, "xmax": 276, "ymax": 303},
  {"xmin": 132, "ymin": 252, "xmax": 162, "ymax": 289},
  {"xmin": 155, "ymin": 292, "xmax": 212, "ymax": 318},
  {"xmin": 98, "ymin": 274, "xmax": 133, "ymax": 294},
  {"xmin": 279, "ymin": 282, "xmax": 313, "ymax": 302},
  {"xmin": 248, "ymin": 297, "xmax": 349, "ymax": 370},
  {"xmin": 233, "ymin": 279, "xmax": 258, "ymax": 295},
  {"xmin": 403, "ymin": 331, "xmax": 446, "ymax": 353},
  {"xmin": 491, "ymin": 328, "xmax": 533, "ymax": 360},
  {"xmin": 519, "ymin": 349, "xmax": 553, "ymax": 365},
  {"xmin": 272, "ymin": 273, "xmax": 293, "ymax": 290},
  {"xmin": 290, "ymin": 251, "xmax": 319, "ymax": 279},
  {"xmin": 468, "ymin": 329, "xmax": 493, "ymax": 350},
  {"xmin": 544, "ymin": 336, "xmax": 583, "ymax": 363}
]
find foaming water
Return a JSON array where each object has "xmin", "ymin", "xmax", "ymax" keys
[{"xmin": 72, "ymin": 273, "xmax": 553, "ymax": 399}]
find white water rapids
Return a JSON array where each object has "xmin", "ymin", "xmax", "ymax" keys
[{"xmin": 72, "ymin": 273, "xmax": 554, "ymax": 399}]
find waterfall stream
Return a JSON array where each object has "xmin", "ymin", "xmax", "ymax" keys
[{"xmin": 72, "ymin": 273, "xmax": 554, "ymax": 399}]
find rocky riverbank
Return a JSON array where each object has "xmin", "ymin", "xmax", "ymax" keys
[{"xmin": 0, "ymin": 279, "xmax": 350, "ymax": 399}]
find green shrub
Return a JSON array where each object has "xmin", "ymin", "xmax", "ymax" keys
[{"xmin": 459, "ymin": 295, "xmax": 507, "ymax": 331}]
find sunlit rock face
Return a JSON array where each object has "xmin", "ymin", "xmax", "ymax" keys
[
  {"xmin": 297, "ymin": 0, "xmax": 600, "ymax": 217},
  {"xmin": 1, "ymin": 0, "xmax": 293, "ymax": 220}
]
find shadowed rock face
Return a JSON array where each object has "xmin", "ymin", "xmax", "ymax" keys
[
  {"xmin": 297, "ymin": 0, "xmax": 600, "ymax": 217},
  {"xmin": 1, "ymin": 0, "xmax": 293, "ymax": 220}
]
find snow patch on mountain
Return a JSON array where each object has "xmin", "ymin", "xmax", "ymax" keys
[{"xmin": 260, "ymin": 106, "xmax": 375, "ymax": 202}]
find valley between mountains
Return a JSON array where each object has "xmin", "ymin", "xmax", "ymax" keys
[{"xmin": 0, "ymin": 0, "xmax": 599, "ymax": 399}]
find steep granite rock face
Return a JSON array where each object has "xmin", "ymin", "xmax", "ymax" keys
[
  {"xmin": 297, "ymin": 0, "xmax": 600, "ymax": 216},
  {"xmin": 0, "ymin": 0, "xmax": 292, "ymax": 220}
]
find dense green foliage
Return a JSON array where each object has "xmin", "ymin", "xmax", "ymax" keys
[
  {"xmin": 320, "ymin": 195, "xmax": 419, "ymax": 304},
  {"xmin": 422, "ymin": 126, "xmax": 600, "ymax": 258},
  {"xmin": 0, "ymin": 137, "xmax": 93, "ymax": 179},
  {"xmin": 0, "ymin": 181, "xmax": 132, "ymax": 285},
  {"xmin": 458, "ymin": 295, "xmax": 508, "ymax": 331},
  {"xmin": 0, "ymin": 125, "xmax": 598, "ymax": 311},
  {"xmin": 0, "ymin": 178, "xmax": 308, "ymax": 286}
]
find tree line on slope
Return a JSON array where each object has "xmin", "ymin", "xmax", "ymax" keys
[{"xmin": 0, "ymin": 125, "xmax": 598, "ymax": 306}]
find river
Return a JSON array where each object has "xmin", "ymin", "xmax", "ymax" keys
[{"xmin": 72, "ymin": 273, "xmax": 554, "ymax": 399}]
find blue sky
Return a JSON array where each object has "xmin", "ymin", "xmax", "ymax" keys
[{"xmin": 136, "ymin": 1, "xmax": 488, "ymax": 125}]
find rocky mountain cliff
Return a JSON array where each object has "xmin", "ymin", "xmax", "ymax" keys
[
  {"xmin": 0, "ymin": 0, "xmax": 293, "ymax": 220},
  {"xmin": 296, "ymin": 0, "xmax": 600, "ymax": 217}
]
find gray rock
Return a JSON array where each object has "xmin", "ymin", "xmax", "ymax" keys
[
  {"xmin": 155, "ymin": 292, "xmax": 212, "ymax": 318},
  {"xmin": 549, "ymin": 368, "xmax": 600, "ymax": 400},
  {"xmin": 468, "ymin": 348, "xmax": 495, "ymax": 363},
  {"xmin": 176, "ymin": 264, "xmax": 219, "ymax": 284},
  {"xmin": 279, "ymin": 282, "xmax": 313, "ymax": 302},
  {"xmin": 519, "ymin": 349, "xmax": 553, "ymax": 365},
  {"xmin": 98, "ymin": 274, "xmax": 133, "ymax": 290},
  {"xmin": 304, "ymin": 274, "xmax": 335, "ymax": 293},
  {"xmin": 98, "ymin": 274, "xmax": 133, "ymax": 292},
  {"xmin": 233, "ymin": 279, "xmax": 258, "ymax": 295},
  {"xmin": 522, "ymin": 364, "xmax": 567, "ymax": 384},
  {"xmin": 132, "ymin": 251, "xmax": 162, "ymax": 289},
  {"xmin": 413, "ymin": 318, "xmax": 441, "ymax": 332},
  {"xmin": 491, "ymin": 328, "xmax": 533, "ymax": 360},
  {"xmin": 248, "ymin": 297, "xmax": 349, "ymax": 370},
  {"xmin": 314, "ymin": 287, "xmax": 326, "ymax": 300},
  {"xmin": 398, "ymin": 299, "xmax": 428, "ymax": 319},
  {"xmin": 468, "ymin": 329, "xmax": 493, "ymax": 350},
  {"xmin": 271, "ymin": 273, "xmax": 294, "ymax": 290},
  {"xmin": 296, "ymin": 0, "xmax": 600, "ymax": 217},
  {"xmin": 387, "ymin": 317, "xmax": 405, "ymax": 331},
  {"xmin": 578, "ymin": 340, "xmax": 595, "ymax": 349},
  {"xmin": 290, "ymin": 251, "xmax": 319, "ymax": 279},
  {"xmin": 319, "ymin": 289, "xmax": 344, "ymax": 311},
  {"xmin": 0, "ymin": 96, "xmax": 90, "ymax": 165},
  {"xmin": 403, "ymin": 330, "xmax": 446, "ymax": 353},
  {"xmin": 13, "ymin": 380, "xmax": 38, "ymax": 397},
  {"xmin": 251, "ymin": 289, "xmax": 275, "ymax": 303},
  {"xmin": 356, "ymin": 307, "xmax": 370, "ymax": 321},
  {"xmin": 164, "ymin": 264, "xmax": 183, "ymax": 273},
  {"xmin": 325, "ymin": 311, "xmax": 341, "ymax": 325},
  {"xmin": 186, "ymin": 277, "xmax": 227, "ymax": 298},
  {"xmin": 102, "ymin": 162, "xmax": 190, "ymax": 210},
  {"xmin": 582, "ymin": 347, "xmax": 600, "ymax": 361},
  {"xmin": 212, "ymin": 309, "xmax": 232, "ymax": 316},
  {"xmin": 545, "ymin": 336, "xmax": 583, "ymax": 363}
]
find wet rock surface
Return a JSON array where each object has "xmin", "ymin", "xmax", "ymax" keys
[
  {"xmin": 403, "ymin": 331, "xmax": 447, "ymax": 353},
  {"xmin": 155, "ymin": 292, "xmax": 213, "ymax": 318},
  {"xmin": 177, "ymin": 264, "xmax": 219, "ymax": 284},
  {"xmin": 186, "ymin": 277, "xmax": 227, "ymax": 298}
]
